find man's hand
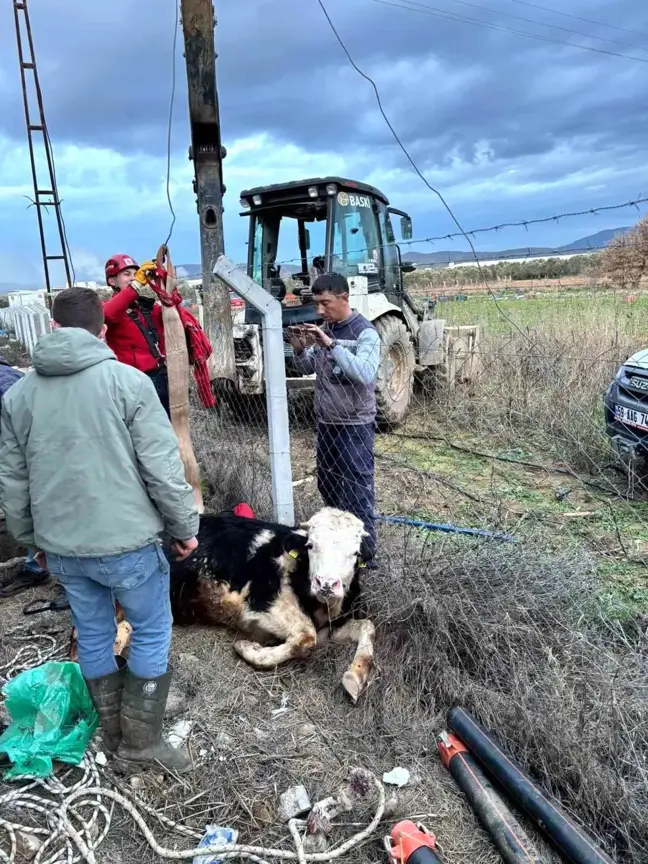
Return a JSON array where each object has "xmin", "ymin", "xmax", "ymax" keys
[
  {"xmin": 133, "ymin": 261, "xmax": 157, "ymax": 286},
  {"xmin": 286, "ymin": 326, "xmax": 309, "ymax": 354},
  {"xmin": 301, "ymin": 323, "xmax": 333, "ymax": 349},
  {"xmin": 171, "ymin": 536, "xmax": 198, "ymax": 561},
  {"xmin": 33, "ymin": 550, "xmax": 47, "ymax": 570}
]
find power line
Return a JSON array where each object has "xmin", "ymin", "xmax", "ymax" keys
[
  {"xmin": 372, "ymin": 0, "xmax": 648, "ymax": 64},
  {"xmin": 318, "ymin": 0, "xmax": 648, "ymax": 494},
  {"xmin": 314, "ymin": 0, "xmax": 648, "ymax": 473},
  {"xmin": 505, "ymin": 0, "xmax": 648, "ymax": 41},
  {"xmin": 439, "ymin": 0, "xmax": 648, "ymax": 54},
  {"xmin": 315, "ymin": 0, "xmax": 493, "ymax": 281},
  {"xmin": 164, "ymin": 0, "xmax": 179, "ymax": 248}
]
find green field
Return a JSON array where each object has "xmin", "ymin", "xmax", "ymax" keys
[
  {"xmin": 437, "ymin": 289, "xmax": 648, "ymax": 341},
  {"xmin": 382, "ymin": 288, "xmax": 648, "ymax": 621}
]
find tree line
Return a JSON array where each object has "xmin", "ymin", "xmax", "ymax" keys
[{"xmin": 405, "ymin": 253, "xmax": 600, "ymax": 289}]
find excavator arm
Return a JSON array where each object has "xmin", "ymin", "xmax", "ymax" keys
[{"xmin": 181, "ymin": 0, "xmax": 236, "ymax": 382}]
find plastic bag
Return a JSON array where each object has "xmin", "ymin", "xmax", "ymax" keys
[
  {"xmin": 192, "ymin": 826, "xmax": 239, "ymax": 864},
  {"xmin": 0, "ymin": 661, "xmax": 98, "ymax": 779}
]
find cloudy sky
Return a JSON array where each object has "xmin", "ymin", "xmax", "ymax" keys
[{"xmin": 0, "ymin": 0, "xmax": 646, "ymax": 287}]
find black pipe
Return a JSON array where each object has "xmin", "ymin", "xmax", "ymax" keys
[
  {"xmin": 447, "ymin": 707, "xmax": 615, "ymax": 864},
  {"xmin": 438, "ymin": 731, "xmax": 548, "ymax": 864},
  {"xmin": 404, "ymin": 846, "xmax": 443, "ymax": 864}
]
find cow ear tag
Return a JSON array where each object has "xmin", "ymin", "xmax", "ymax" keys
[{"xmin": 288, "ymin": 549, "xmax": 299, "ymax": 559}]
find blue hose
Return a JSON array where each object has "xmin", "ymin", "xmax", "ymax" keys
[{"xmin": 375, "ymin": 514, "xmax": 516, "ymax": 543}]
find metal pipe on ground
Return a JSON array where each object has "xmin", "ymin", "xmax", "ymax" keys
[
  {"xmin": 437, "ymin": 731, "xmax": 549, "ymax": 864},
  {"xmin": 447, "ymin": 707, "xmax": 615, "ymax": 864}
]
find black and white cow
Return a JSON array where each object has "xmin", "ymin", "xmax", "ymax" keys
[{"xmin": 169, "ymin": 508, "xmax": 375, "ymax": 702}]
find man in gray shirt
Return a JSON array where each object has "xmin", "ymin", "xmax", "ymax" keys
[{"xmin": 288, "ymin": 273, "xmax": 380, "ymax": 567}]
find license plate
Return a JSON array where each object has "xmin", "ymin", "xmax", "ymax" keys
[{"xmin": 615, "ymin": 404, "xmax": 648, "ymax": 431}]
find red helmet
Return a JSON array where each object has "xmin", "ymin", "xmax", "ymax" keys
[{"xmin": 105, "ymin": 254, "xmax": 139, "ymax": 281}]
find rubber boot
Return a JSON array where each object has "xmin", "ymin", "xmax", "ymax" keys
[
  {"xmin": 84, "ymin": 656, "xmax": 127, "ymax": 755},
  {"xmin": 116, "ymin": 671, "xmax": 191, "ymax": 774}
]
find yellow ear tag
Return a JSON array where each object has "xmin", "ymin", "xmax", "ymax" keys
[
  {"xmin": 358, "ymin": 561, "xmax": 367, "ymax": 568},
  {"xmin": 288, "ymin": 549, "xmax": 299, "ymax": 559}
]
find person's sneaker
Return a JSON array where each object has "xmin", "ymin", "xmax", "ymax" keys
[{"xmin": 0, "ymin": 566, "xmax": 50, "ymax": 598}]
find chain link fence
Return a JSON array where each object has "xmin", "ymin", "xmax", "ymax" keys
[{"xmin": 186, "ymin": 269, "xmax": 647, "ymax": 861}]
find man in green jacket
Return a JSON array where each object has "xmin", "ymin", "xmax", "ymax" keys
[{"xmin": 0, "ymin": 288, "xmax": 200, "ymax": 774}]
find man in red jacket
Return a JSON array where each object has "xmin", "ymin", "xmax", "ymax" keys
[{"xmin": 103, "ymin": 254, "xmax": 170, "ymax": 416}]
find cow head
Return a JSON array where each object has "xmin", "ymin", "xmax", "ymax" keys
[{"xmin": 300, "ymin": 508, "xmax": 367, "ymax": 605}]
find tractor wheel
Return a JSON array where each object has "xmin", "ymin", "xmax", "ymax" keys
[{"xmin": 374, "ymin": 315, "xmax": 415, "ymax": 428}]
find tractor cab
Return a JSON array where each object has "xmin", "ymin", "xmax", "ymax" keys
[{"xmin": 239, "ymin": 177, "xmax": 413, "ymax": 326}]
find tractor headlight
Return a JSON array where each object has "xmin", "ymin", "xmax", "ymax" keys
[{"xmin": 307, "ymin": 186, "xmax": 318, "ymax": 198}]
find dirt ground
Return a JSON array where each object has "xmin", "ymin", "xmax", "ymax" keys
[
  {"xmin": 1, "ymin": 403, "xmax": 646, "ymax": 862},
  {"xmin": 0, "ymin": 569, "xmax": 525, "ymax": 864}
]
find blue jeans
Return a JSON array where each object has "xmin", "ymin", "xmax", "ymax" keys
[
  {"xmin": 24, "ymin": 548, "xmax": 43, "ymax": 573},
  {"xmin": 45, "ymin": 543, "xmax": 172, "ymax": 681}
]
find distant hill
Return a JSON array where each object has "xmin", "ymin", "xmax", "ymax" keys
[
  {"xmin": 402, "ymin": 226, "xmax": 631, "ymax": 266},
  {"xmin": 176, "ymin": 264, "xmax": 202, "ymax": 279},
  {"xmin": 558, "ymin": 227, "xmax": 629, "ymax": 251}
]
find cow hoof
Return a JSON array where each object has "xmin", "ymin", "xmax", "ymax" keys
[
  {"xmin": 342, "ymin": 671, "xmax": 362, "ymax": 704},
  {"xmin": 234, "ymin": 639, "xmax": 263, "ymax": 663}
]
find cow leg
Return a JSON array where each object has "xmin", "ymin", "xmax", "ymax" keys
[
  {"xmin": 234, "ymin": 592, "xmax": 317, "ymax": 670},
  {"xmin": 318, "ymin": 619, "xmax": 376, "ymax": 703},
  {"xmin": 234, "ymin": 627, "xmax": 317, "ymax": 669}
]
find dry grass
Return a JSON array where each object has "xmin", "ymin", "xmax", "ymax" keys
[
  {"xmin": 1, "ymin": 290, "xmax": 647, "ymax": 862},
  {"xmin": 424, "ymin": 291, "xmax": 648, "ymax": 475},
  {"xmin": 2, "ymin": 524, "xmax": 644, "ymax": 863}
]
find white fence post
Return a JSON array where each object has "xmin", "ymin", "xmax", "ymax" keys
[
  {"xmin": 214, "ymin": 255, "xmax": 294, "ymax": 525},
  {"xmin": 8, "ymin": 303, "xmax": 51, "ymax": 356}
]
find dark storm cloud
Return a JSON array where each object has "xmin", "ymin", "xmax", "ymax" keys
[{"xmin": 0, "ymin": 0, "xmax": 644, "ymax": 173}]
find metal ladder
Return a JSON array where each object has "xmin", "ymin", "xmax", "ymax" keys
[{"xmin": 12, "ymin": 0, "xmax": 73, "ymax": 308}]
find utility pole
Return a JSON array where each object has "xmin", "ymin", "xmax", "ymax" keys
[
  {"xmin": 12, "ymin": 0, "xmax": 73, "ymax": 309},
  {"xmin": 180, "ymin": 0, "xmax": 236, "ymax": 383}
]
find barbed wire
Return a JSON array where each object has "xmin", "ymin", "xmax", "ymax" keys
[
  {"xmin": 264, "ymin": 197, "xmax": 647, "ymax": 270},
  {"xmin": 414, "ymin": 197, "xmax": 648, "ymax": 242},
  {"xmin": 313, "ymin": 0, "xmax": 648, "ymax": 510}
]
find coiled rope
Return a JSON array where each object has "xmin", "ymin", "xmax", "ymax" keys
[{"xmin": 0, "ymin": 635, "xmax": 386, "ymax": 864}]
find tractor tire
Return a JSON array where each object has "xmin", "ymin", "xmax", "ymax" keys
[{"xmin": 374, "ymin": 315, "xmax": 415, "ymax": 428}]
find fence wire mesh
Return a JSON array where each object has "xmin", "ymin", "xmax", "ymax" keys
[{"xmin": 186, "ymin": 264, "xmax": 648, "ymax": 862}]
